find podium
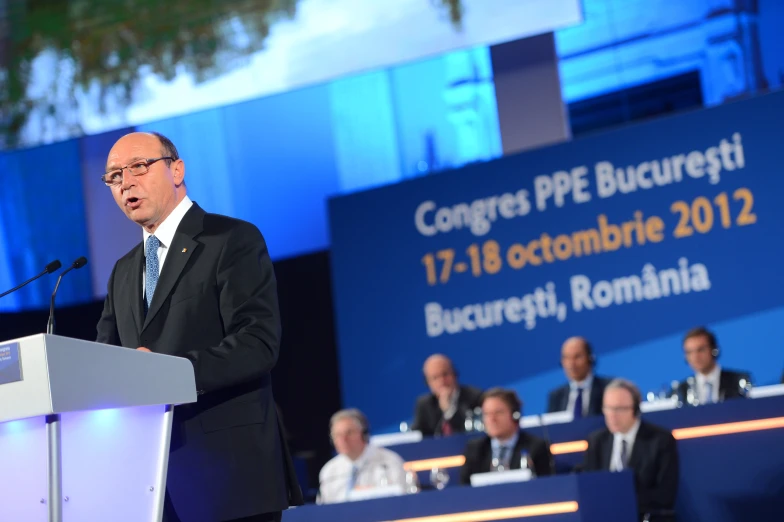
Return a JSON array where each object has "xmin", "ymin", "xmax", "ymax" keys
[{"xmin": 0, "ymin": 334, "xmax": 197, "ymax": 522}]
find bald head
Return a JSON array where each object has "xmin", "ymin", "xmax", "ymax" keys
[
  {"xmin": 105, "ymin": 132, "xmax": 186, "ymax": 233},
  {"xmin": 560, "ymin": 337, "xmax": 592, "ymax": 382},
  {"xmin": 423, "ymin": 354, "xmax": 457, "ymax": 397}
]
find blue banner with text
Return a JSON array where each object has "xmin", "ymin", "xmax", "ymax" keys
[{"xmin": 328, "ymin": 91, "xmax": 784, "ymax": 431}]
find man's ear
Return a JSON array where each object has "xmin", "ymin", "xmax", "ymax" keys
[{"xmin": 173, "ymin": 159, "xmax": 186, "ymax": 186}]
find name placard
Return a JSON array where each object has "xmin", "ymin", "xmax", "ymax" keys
[{"xmin": 0, "ymin": 342, "xmax": 22, "ymax": 385}]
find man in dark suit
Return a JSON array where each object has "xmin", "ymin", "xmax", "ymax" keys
[
  {"xmin": 411, "ymin": 354, "xmax": 483, "ymax": 437},
  {"xmin": 96, "ymin": 132, "xmax": 303, "ymax": 522},
  {"xmin": 460, "ymin": 388, "xmax": 552, "ymax": 484},
  {"xmin": 677, "ymin": 326, "xmax": 751, "ymax": 406},
  {"xmin": 583, "ymin": 379, "xmax": 679, "ymax": 520},
  {"xmin": 546, "ymin": 337, "xmax": 611, "ymax": 418}
]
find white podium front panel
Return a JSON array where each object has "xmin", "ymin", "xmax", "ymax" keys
[
  {"xmin": 0, "ymin": 405, "xmax": 172, "ymax": 522},
  {"xmin": 61, "ymin": 405, "xmax": 171, "ymax": 522},
  {"xmin": 0, "ymin": 417, "xmax": 49, "ymax": 522}
]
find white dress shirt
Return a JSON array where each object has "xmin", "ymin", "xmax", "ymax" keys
[
  {"xmin": 694, "ymin": 364, "xmax": 721, "ymax": 404},
  {"xmin": 317, "ymin": 444, "xmax": 408, "ymax": 505},
  {"xmin": 490, "ymin": 431, "xmax": 520, "ymax": 469},
  {"xmin": 610, "ymin": 418, "xmax": 641, "ymax": 472},
  {"xmin": 566, "ymin": 373, "xmax": 594, "ymax": 417},
  {"xmin": 141, "ymin": 195, "xmax": 193, "ymax": 298}
]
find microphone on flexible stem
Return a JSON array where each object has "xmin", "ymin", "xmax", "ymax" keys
[
  {"xmin": 47, "ymin": 257, "xmax": 88, "ymax": 335},
  {"xmin": 0, "ymin": 260, "xmax": 62, "ymax": 299},
  {"xmin": 538, "ymin": 413, "xmax": 557, "ymax": 476}
]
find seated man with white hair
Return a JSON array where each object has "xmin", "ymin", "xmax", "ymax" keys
[
  {"xmin": 317, "ymin": 409, "xmax": 408, "ymax": 504},
  {"xmin": 583, "ymin": 379, "xmax": 679, "ymax": 521}
]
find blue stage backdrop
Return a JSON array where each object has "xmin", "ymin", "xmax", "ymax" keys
[{"xmin": 328, "ymin": 90, "xmax": 784, "ymax": 433}]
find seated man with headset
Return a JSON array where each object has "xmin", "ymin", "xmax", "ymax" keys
[
  {"xmin": 460, "ymin": 388, "xmax": 553, "ymax": 484},
  {"xmin": 583, "ymin": 379, "xmax": 679, "ymax": 520},
  {"xmin": 317, "ymin": 409, "xmax": 408, "ymax": 504},
  {"xmin": 677, "ymin": 326, "xmax": 751, "ymax": 405},
  {"xmin": 412, "ymin": 354, "xmax": 483, "ymax": 437},
  {"xmin": 546, "ymin": 336, "xmax": 612, "ymax": 418}
]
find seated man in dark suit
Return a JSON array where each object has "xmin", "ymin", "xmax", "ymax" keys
[
  {"xmin": 459, "ymin": 388, "xmax": 552, "ymax": 484},
  {"xmin": 583, "ymin": 379, "xmax": 679, "ymax": 520},
  {"xmin": 546, "ymin": 337, "xmax": 611, "ymax": 418},
  {"xmin": 411, "ymin": 354, "xmax": 483, "ymax": 437},
  {"xmin": 677, "ymin": 326, "xmax": 751, "ymax": 405}
]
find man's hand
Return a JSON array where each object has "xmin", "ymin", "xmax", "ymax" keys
[
  {"xmin": 137, "ymin": 347, "xmax": 151, "ymax": 352},
  {"xmin": 437, "ymin": 389, "xmax": 454, "ymax": 412}
]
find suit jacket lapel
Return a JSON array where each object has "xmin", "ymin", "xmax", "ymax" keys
[
  {"xmin": 627, "ymin": 422, "xmax": 647, "ymax": 470},
  {"xmin": 511, "ymin": 431, "xmax": 527, "ymax": 470},
  {"xmin": 560, "ymin": 386, "xmax": 570, "ymax": 411},
  {"xmin": 589, "ymin": 380, "xmax": 603, "ymax": 414},
  {"xmin": 480, "ymin": 437, "xmax": 493, "ymax": 472},
  {"xmin": 719, "ymin": 370, "xmax": 737, "ymax": 400},
  {"xmin": 142, "ymin": 204, "xmax": 204, "ymax": 332},
  {"xmin": 126, "ymin": 245, "xmax": 145, "ymax": 336},
  {"xmin": 601, "ymin": 431, "xmax": 614, "ymax": 470}
]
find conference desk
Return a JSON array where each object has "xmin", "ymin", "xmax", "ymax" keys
[
  {"xmin": 283, "ymin": 471, "xmax": 638, "ymax": 522},
  {"xmin": 390, "ymin": 395, "xmax": 784, "ymax": 522}
]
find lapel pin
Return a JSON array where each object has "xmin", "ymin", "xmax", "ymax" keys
[{"xmin": 182, "ymin": 248, "xmax": 187, "ymax": 253}]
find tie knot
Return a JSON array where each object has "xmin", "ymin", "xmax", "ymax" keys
[{"xmin": 146, "ymin": 235, "xmax": 160, "ymax": 255}]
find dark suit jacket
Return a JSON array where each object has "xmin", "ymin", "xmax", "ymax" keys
[
  {"xmin": 96, "ymin": 203, "xmax": 303, "ymax": 521},
  {"xmin": 459, "ymin": 430, "xmax": 553, "ymax": 484},
  {"xmin": 677, "ymin": 368, "xmax": 751, "ymax": 404},
  {"xmin": 411, "ymin": 385, "xmax": 483, "ymax": 437},
  {"xmin": 583, "ymin": 421, "xmax": 679, "ymax": 514},
  {"xmin": 546, "ymin": 375, "xmax": 611, "ymax": 416}
]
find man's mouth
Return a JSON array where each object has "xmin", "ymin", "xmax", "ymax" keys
[{"xmin": 126, "ymin": 197, "xmax": 142, "ymax": 209}]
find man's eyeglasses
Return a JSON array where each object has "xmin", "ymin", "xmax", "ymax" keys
[
  {"xmin": 602, "ymin": 405, "xmax": 635, "ymax": 414},
  {"xmin": 101, "ymin": 157, "xmax": 174, "ymax": 186}
]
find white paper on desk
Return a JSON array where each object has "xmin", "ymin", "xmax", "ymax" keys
[
  {"xmin": 346, "ymin": 484, "xmax": 406, "ymax": 502},
  {"xmin": 749, "ymin": 383, "xmax": 784, "ymax": 399},
  {"xmin": 520, "ymin": 410, "xmax": 574, "ymax": 428},
  {"xmin": 370, "ymin": 431, "xmax": 423, "ymax": 447},
  {"xmin": 640, "ymin": 397, "xmax": 678, "ymax": 413},
  {"xmin": 470, "ymin": 468, "xmax": 532, "ymax": 487}
]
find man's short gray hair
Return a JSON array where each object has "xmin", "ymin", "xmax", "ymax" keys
[
  {"xmin": 329, "ymin": 408, "xmax": 369, "ymax": 436},
  {"xmin": 605, "ymin": 378, "xmax": 642, "ymax": 415}
]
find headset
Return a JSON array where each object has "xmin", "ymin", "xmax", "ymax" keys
[
  {"xmin": 329, "ymin": 408, "xmax": 370, "ymax": 445},
  {"xmin": 560, "ymin": 338, "xmax": 597, "ymax": 368}
]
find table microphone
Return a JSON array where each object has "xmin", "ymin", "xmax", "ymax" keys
[
  {"xmin": 47, "ymin": 257, "xmax": 88, "ymax": 335},
  {"xmin": 0, "ymin": 259, "xmax": 61, "ymax": 299}
]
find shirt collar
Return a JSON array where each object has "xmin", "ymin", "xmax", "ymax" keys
[
  {"xmin": 491, "ymin": 430, "xmax": 519, "ymax": 452},
  {"xmin": 143, "ymin": 195, "xmax": 193, "ymax": 248},
  {"xmin": 347, "ymin": 443, "xmax": 374, "ymax": 468},
  {"xmin": 570, "ymin": 372, "xmax": 594, "ymax": 390},
  {"xmin": 613, "ymin": 418, "xmax": 641, "ymax": 442},
  {"xmin": 695, "ymin": 364, "xmax": 721, "ymax": 385}
]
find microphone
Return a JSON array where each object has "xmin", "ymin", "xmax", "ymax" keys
[
  {"xmin": 47, "ymin": 257, "xmax": 88, "ymax": 335},
  {"xmin": 0, "ymin": 260, "xmax": 62, "ymax": 299},
  {"xmin": 538, "ymin": 413, "xmax": 557, "ymax": 476}
]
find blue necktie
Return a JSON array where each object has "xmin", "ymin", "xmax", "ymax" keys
[
  {"xmin": 145, "ymin": 235, "xmax": 160, "ymax": 311},
  {"xmin": 346, "ymin": 465, "xmax": 359, "ymax": 498},
  {"xmin": 620, "ymin": 439, "xmax": 628, "ymax": 470},
  {"xmin": 704, "ymin": 382, "xmax": 713, "ymax": 404},
  {"xmin": 497, "ymin": 445, "xmax": 509, "ymax": 467},
  {"xmin": 573, "ymin": 387, "xmax": 584, "ymax": 419}
]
